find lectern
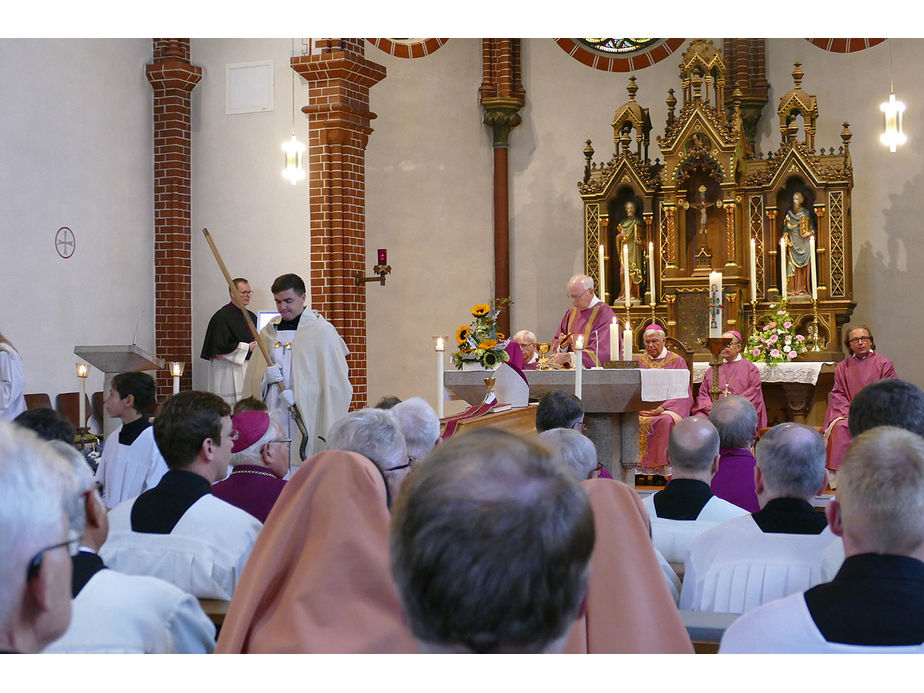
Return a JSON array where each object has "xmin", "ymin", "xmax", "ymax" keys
[
  {"xmin": 444, "ymin": 368, "xmax": 688, "ymax": 484},
  {"xmin": 74, "ymin": 345, "xmax": 164, "ymax": 437}
]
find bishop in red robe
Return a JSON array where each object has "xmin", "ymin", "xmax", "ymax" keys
[
  {"xmin": 634, "ymin": 325, "xmax": 692, "ymax": 476},
  {"xmin": 692, "ymin": 331, "xmax": 768, "ymax": 429}
]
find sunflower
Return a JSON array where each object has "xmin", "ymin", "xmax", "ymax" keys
[
  {"xmin": 477, "ymin": 338, "xmax": 498, "ymax": 350},
  {"xmin": 496, "ymin": 332, "xmax": 505, "ymax": 340},
  {"xmin": 471, "ymin": 304, "xmax": 491, "ymax": 317},
  {"xmin": 456, "ymin": 325, "xmax": 471, "ymax": 344}
]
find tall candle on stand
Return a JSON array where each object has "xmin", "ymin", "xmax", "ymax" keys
[
  {"xmin": 598, "ymin": 244, "xmax": 606, "ymax": 302},
  {"xmin": 609, "ymin": 317, "xmax": 619, "ymax": 362},
  {"xmin": 574, "ymin": 335, "xmax": 584, "ymax": 400},
  {"xmin": 648, "ymin": 242, "xmax": 656, "ymax": 306},
  {"xmin": 708, "ymin": 271, "xmax": 723, "ymax": 338},
  {"xmin": 622, "ymin": 243, "xmax": 630, "ymax": 309},
  {"xmin": 749, "ymin": 238, "xmax": 758, "ymax": 304},
  {"xmin": 809, "ymin": 235, "xmax": 818, "ymax": 300},
  {"xmin": 433, "ymin": 336, "xmax": 446, "ymax": 418},
  {"xmin": 780, "ymin": 235, "xmax": 788, "ymax": 302},
  {"xmin": 170, "ymin": 362, "xmax": 184, "ymax": 395},
  {"xmin": 76, "ymin": 363, "xmax": 88, "ymax": 428},
  {"xmin": 622, "ymin": 320, "xmax": 632, "ymax": 361}
]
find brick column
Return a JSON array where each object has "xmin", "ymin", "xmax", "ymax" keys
[
  {"xmin": 480, "ymin": 39, "xmax": 526, "ymax": 337},
  {"xmin": 147, "ymin": 39, "xmax": 202, "ymax": 401},
  {"xmin": 292, "ymin": 39, "xmax": 386, "ymax": 409}
]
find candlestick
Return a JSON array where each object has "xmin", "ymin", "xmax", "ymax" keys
[
  {"xmin": 574, "ymin": 335, "xmax": 584, "ymax": 400},
  {"xmin": 76, "ymin": 363, "xmax": 88, "ymax": 427},
  {"xmin": 598, "ymin": 244, "xmax": 606, "ymax": 303},
  {"xmin": 648, "ymin": 241, "xmax": 656, "ymax": 307},
  {"xmin": 809, "ymin": 234, "xmax": 818, "ymax": 301},
  {"xmin": 169, "ymin": 362, "xmax": 184, "ymax": 396},
  {"xmin": 622, "ymin": 320, "xmax": 632, "ymax": 361},
  {"xmin": 609, "ymin": 318, "xmax": 619, "ymax": 364},
  {"xmin": 780, "ymin": 235, "xmax": 788, "ymax": 302},
  {"xmin": 749, "ymin": 238, "xmax": 758, "ymax": 304},
  {"xmin": 708, "ymin": 271, "xmax": 723, "ymax": 338},
  {"xmin": 433, "ymin": 336, "xmax": 446, "ymax": 418},
  {"xmin": 623, "ymin": 243, "xmax": 630, "ymax": 309},
  {"xmin": 377, "ymin": 248, "xmax": 387, "ymax": 266}
]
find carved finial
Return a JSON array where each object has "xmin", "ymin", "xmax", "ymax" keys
[
  {"xmin": 792, "ymin": 62, "xmax": 804, "ymax": 89},
  {"xmin": 841, "ymin": 122, "xmax": 852, "ymax": 167},
  {"xmin": 691, "ymin": 73, "xmax": 703, "ymax": 101},
  {"xmin": 620, "ymin": 129, "xmax": 632, "ymax": 155},
  {"xmin": 666, "ymin": 88, "xmax": 677, "ymax": 126},
  {"xmin": 627, "ymin": 76, "xmax": 638, "ymax": 101},
  {"xmin": 583, "ymin": 139, "xmax": 594, "ymax": 183}
]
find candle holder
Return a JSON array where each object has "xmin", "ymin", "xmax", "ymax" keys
[
  {"xmin": 700, "ymin": 336, "xmax": 731, "ymax": 404},
  {"xmin": 750, "ymin": 299, "xmax": 760, "ymax": 339},
  {"xmin": 810, "ymin": 299, "xmax": 821, "ymax": 352},
  {"xmin": 355, "ymin": 248, "xmax": 392, "ymax": 286},
  {"xmin": 574, "ymin": 338, "xmax": 584, "ymax": 400}
]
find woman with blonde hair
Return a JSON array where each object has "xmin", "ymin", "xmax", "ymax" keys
[{"xmin": 0, "ymin": 331, "xmax": 25, "ymax": 420}]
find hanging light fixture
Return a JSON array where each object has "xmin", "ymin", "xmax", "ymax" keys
[
  {"xmin": 281, "ymin": 38, "xmax": 306, "ymax": 184},
  {"xmin": 880, "ymin": 42, "xmax": 906, "ymax": 153}
]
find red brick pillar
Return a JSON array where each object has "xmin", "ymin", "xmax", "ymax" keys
[
  {"xmin": 292, "ymin": 39, "xmax": 385, "ymax": 409},
  {"xmin": 147, "ymin": 39, "xmax": 202, "ymax": 401}
]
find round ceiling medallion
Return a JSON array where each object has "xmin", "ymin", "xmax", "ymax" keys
[{"xmin": 55, "ymin": 226, "xmax": 75, "ymax": 259}]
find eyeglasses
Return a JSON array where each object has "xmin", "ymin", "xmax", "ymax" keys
[
  {"xmin": 385, "ymin": 456, "xmax": 415, "ymax": 473},
  {"xmin": 268, "ymin": 438, "xmax": 292, "ymax": 446},
  {"xmin": 592, "ymin": 463, "xmax": 605, "ymax": 476},
  {"xmin": 848, "ymin": 336, "xmax": 871, "ymax": 344},
  {"xmin": 571, "ymin": 420, "xmax": 586, "ymax": 433},
  {"xmin": 568, "ymin": 288, "xmax": 591, "ymax": 299},
  {"xmin": 27, "ymin": 530, "xmax": 79, "ymax": 580}
]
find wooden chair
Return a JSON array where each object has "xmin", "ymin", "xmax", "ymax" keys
[
  {"xmin": 664, "ymin": 336, "xmax": 695, "ymax": 387},
  {"xmin": 91, "ymin": 391, "xmax": 104, "ymax": 430},
  {"xmin": 55, "ymin": 392, "xmax": 92, "ymax": 429},
  {"xmin": 24, "ymin": 392, "xmax": 52, "ymax": 410}
]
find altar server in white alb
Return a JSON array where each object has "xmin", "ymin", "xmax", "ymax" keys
[
  {"xmin": 200, "ymin": 277, "xmax": 258, "ymax": 407},
  {"xmin": 101, "ymin": 391, "xmax": 262, "ymax": 600},
  {"xmin": 721, "ymin": 427, "xmax": 924, "ymax": 653},
  {"xmin": 243, "ymin": 273, "xmax": 352, "ymax": 463},
  {"xmin": 44, "ymin": 442, "xmax": 215, "ymax": 654},
  {"xmin": 0, "ymin": 330, "xmax": 26, "ymax": 420},
  {"xmin": 94, "ymin": 372, "xmax": 168, "ymax": 510}
]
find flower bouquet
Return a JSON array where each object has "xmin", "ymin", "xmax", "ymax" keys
[
  {"xmin": 452, "ymin": 297, "xmax": 513, "ymax": 369},
  {"xmin": 745, "ymin": 300, "xmax": 807, "ymax": 365}
]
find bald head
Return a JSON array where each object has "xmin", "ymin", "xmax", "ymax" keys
[
  {"xmin": 755, "ymin": 423, "xmax": 826, "ymax": 501},
  {"xmin": 667, "ymin": 417, "xmax": 720, "ymax": 477},
  {"xmin": 709, "ymin": 395, "xmax": 758, "ymax": 449},
  {"xmin": 567, "ymin": 275, "xmax": 595, "ymax": 310}
]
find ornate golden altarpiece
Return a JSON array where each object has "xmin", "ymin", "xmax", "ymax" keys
[{"xmin": 580, "ymin": 40, "xmax": 855, "ymax": 364}]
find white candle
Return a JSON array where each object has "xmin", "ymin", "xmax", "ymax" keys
[
  {"xmin": 609, "ymin": 318, "xmax": 619, "ymax": 363},
  {"xmin": 780, "ymin": 234, "xmax": 788, "ymax": 302},
  {"xmin": 749, "ymin": 238, "xmax": 758, "ymax": 304},
  {"xmin": 172, "ymin": 376, "xmax": 180, "ymax": 395},
  {"xmin": 809, "ymin": 234, "xmax": 818, "ymax": 301},
  {"xmin": 708, "ymin": 271, "xmax": 723, "ymax": 338},
  {"xmin": 648, "ymin": 241, "xmax": 656, "ymax": 306},
  {"xmin": 434, "ymin": 337, "xmax": 445, "ymax": 418},
  {"xmin": 623, "ymin": 243, "xmax": 630, "ymax": 309},
  {"xmin": 77, "ymin": 366, "xmax": 87, "ymax": 428},
  {"xmin": 598, "ymin": 244, "xmax": 606, "ymax": 303},
  {"xmin": 622, "ymin": 320, "xmax": 632, "ymax": 361},
  {"xmin": 574, "ymin": 335, "xmax": 584, "ymax": 400}
]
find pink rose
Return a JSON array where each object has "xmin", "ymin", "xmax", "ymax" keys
[
  {"xmin": 769, "ymin": 334, "xmax": 778, "ymax": 343},
  {"xmin": 796, "ymin": 334, "xmax": 805, "ymax": 342},
  {"xmin": 788, "ymin": 350, "xmax": 797, "ymax": 359},
  {"xmin": 784, "ymin": 321, "xmax": 792, "ymax": 328},
  {"xmin": 777, "ymin": 310, "xmax": 786, "ymax": 316},
  {"xmin": 762, "ymin": 325, "xmax": 770, "ymax": 332},
  {"xmin": 770, "ymin": 348, "xmax": 781, "ymax": 358},
  {"xmin": 752, "ymin": 348, "xmax": 761, "ymax": 357}
]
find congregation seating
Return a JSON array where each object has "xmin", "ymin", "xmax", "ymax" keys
[
  {"xmin": 55, "ymin": 391, "xmax": 92, "ymax": 429},
  {"xmin": 23, "ymin": 392, "xmax": 52, "ymax": 410}
]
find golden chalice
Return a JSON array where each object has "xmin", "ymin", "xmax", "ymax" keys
[{"xmin": 537, "ymin": 342, "xmax": 552, "ymax": 368}]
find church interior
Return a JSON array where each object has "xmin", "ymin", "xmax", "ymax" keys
[{"xmin": 2, "ymin": 36, "xmax": 921, "ymax": 419}]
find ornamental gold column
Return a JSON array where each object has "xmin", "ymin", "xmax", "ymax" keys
[
  {"xmin": 480, "ymin": 39, "xmax": 526, "ymax": 338},
  {"xmin": 292, "ymin": 39, "xmax": 386, "ymax": 410}
]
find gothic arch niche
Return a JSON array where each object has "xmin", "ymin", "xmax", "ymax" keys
[
  {"xmin": 675, "ymin": 150, "xmax": 725, "ymax": 274},
  {"xmin": 606, "ymin": 186, "xmax": 646, "ymax": 300}
]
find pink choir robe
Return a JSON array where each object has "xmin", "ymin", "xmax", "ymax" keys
[
  {"xmin": 556, "ymin": 298, "xmax": 617, "ymax": 368},
  {"xmin": 822, "ymin": 352, "xmax": 896, "ymax": 471},
  {"xmin": 635, "ymin": 349, "xmax": 692, "ymax": 471},
  {"xmin": 692, "ymin": 357, "xmax": 768, "ymax": 429}
]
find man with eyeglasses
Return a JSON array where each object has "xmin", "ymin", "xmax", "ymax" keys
[
  {"xmin": 212, "ymin": 410, "xmax": 289, "ymax": 523},
  {"xmin": 101, "ymin": 391, "xmax": 262, "ymax": 600},
  {"xmin": 200, "ymin": 276, "xmax": 258, "ymax": 406},
  {"xmin": 822, "ymin": 325, "xmax": 897, "ymax": 487},
  {"xmin": 0, "ymin": 421, "xmax": 76, "ymax": 653},
  {"xmin": 550, "ymin": 274, "xmax": 617, "ymax": 368}
]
